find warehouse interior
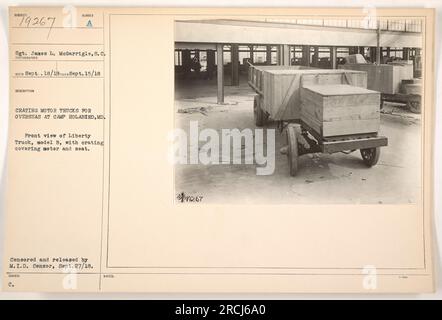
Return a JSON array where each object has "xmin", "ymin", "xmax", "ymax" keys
[{"xmin": 174, "ymin": 18, "xmax": 423, "ymax": 204}]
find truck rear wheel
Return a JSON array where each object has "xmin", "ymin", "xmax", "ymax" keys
[
  {"xmin": 286, "ymin": 125, "xmax": 299, "ymax": 176},
  {"xmin": 407, "ymin": 100, "xmax": 421, "ymax": 114},
  {"xmin": 360, "ymin": 147, "xmax": 380, "ymax": 167}
]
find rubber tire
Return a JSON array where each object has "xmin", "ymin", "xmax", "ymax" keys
[
  {"xmin": 286, "ymin": 125, "xmax": 299, "ymax": 176},
  {"xmin": 360, "ymin": 147, "xmax": 380, "ymax": 167},
  {"xmin": 407, "ymin": 100, "xmax": 421, "ymax": 114},
  {"xmin": 253, "ymin": 95, "xmax": 268, "ymax": 127}
]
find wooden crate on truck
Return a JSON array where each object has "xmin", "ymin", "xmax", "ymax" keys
[{"xmin": 300, "ymin": 84, "xmax": 381, "ymax": 137}]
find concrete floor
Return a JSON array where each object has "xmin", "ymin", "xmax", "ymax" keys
[{"xmin": 174, "ymin": 77, "xmax": 422, "ymax": 204}]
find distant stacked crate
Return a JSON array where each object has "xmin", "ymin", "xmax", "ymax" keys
[
  {"xmin": 300, "ymin": 84, "xmax": 381, "ymax": 137},
  {"xmin": 338, "ymin": 63, "xmax": 414, "ymax": 94}
]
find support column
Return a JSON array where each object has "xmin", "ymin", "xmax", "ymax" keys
[
  {"xmin": 266, "ymin": 45, "xmax": 272, "ymax": 65},
  {"xmin": 312, "ymin": 46, "xmax": 319, "ymax": 67},
  {"xmin": 216, "ymin": 44, "xmax": 224, "ymax": 104},
  {"xmin": 330, "ymin": 46, "xmax": 337, "ymax": 69},
  {"xmin": 276, "ymin": 46, "xmax": 281, "ymax": 65},
  {"xmin": 182, "ymin": 49, "xmax": 191, "ymax": 76},
  {"xmin": 282, "ymin": 44, "xmax": 290, "ymax": 66},
  {"xmin": 249, "ymin": 45, "xmax": 254, "ymax": 64},
  {"xmin": 376, "ymin": 22, "xmax": 381, "ymax": 65},
  {"xmin": 290, "ymin": 46, "xmax": 294, "ymax": 65},
  {"xmin": 194, "ymin": 50, "xmax": 201, "ymax": 75},
  {"xmin": 403, "ymin": 47, "xmax": 410, "ymax": 60},
  {"xmin": 369, "ymin": 47, "xmax": 377, "ymax": 63},
  {"xmin": 206, "ymin": 50, "xmax": 215, "ymax": 80},
  {"xmin": 303, "ymin": 45, "xmax": 310, "ymax": 67},
  {"xmin": 231, "ymin": 44, "xmax": 239, "ymax": 86}
]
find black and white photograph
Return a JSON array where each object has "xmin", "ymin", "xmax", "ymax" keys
[
  {"xmin": 0, "ymin": 3, "xmax": 438, "ymax": 298},
  {"xmin": 173, "ymin": 17, "xmax": 424, "ymax": 204}
]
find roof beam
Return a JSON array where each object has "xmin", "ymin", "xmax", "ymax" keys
[{"xmin": 175, "ymin": 21, "xmax": 422, "ymax": 48}]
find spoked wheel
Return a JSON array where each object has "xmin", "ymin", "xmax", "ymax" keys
[
  {"xmin": 286, "ymin": 125, "xmax": 299, "ymax": 176},
  {"xmin": 360, "ymin": 147, "xmax": 381, "ymax": 167},
  {"xmin": 253, "ymin": 95, "xmax": 268, "ymax": 127}
]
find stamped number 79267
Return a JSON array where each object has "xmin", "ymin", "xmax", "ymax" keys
[{"xmin": 18, "ymin": 15, "xmax": 56, "ymax": 39}]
